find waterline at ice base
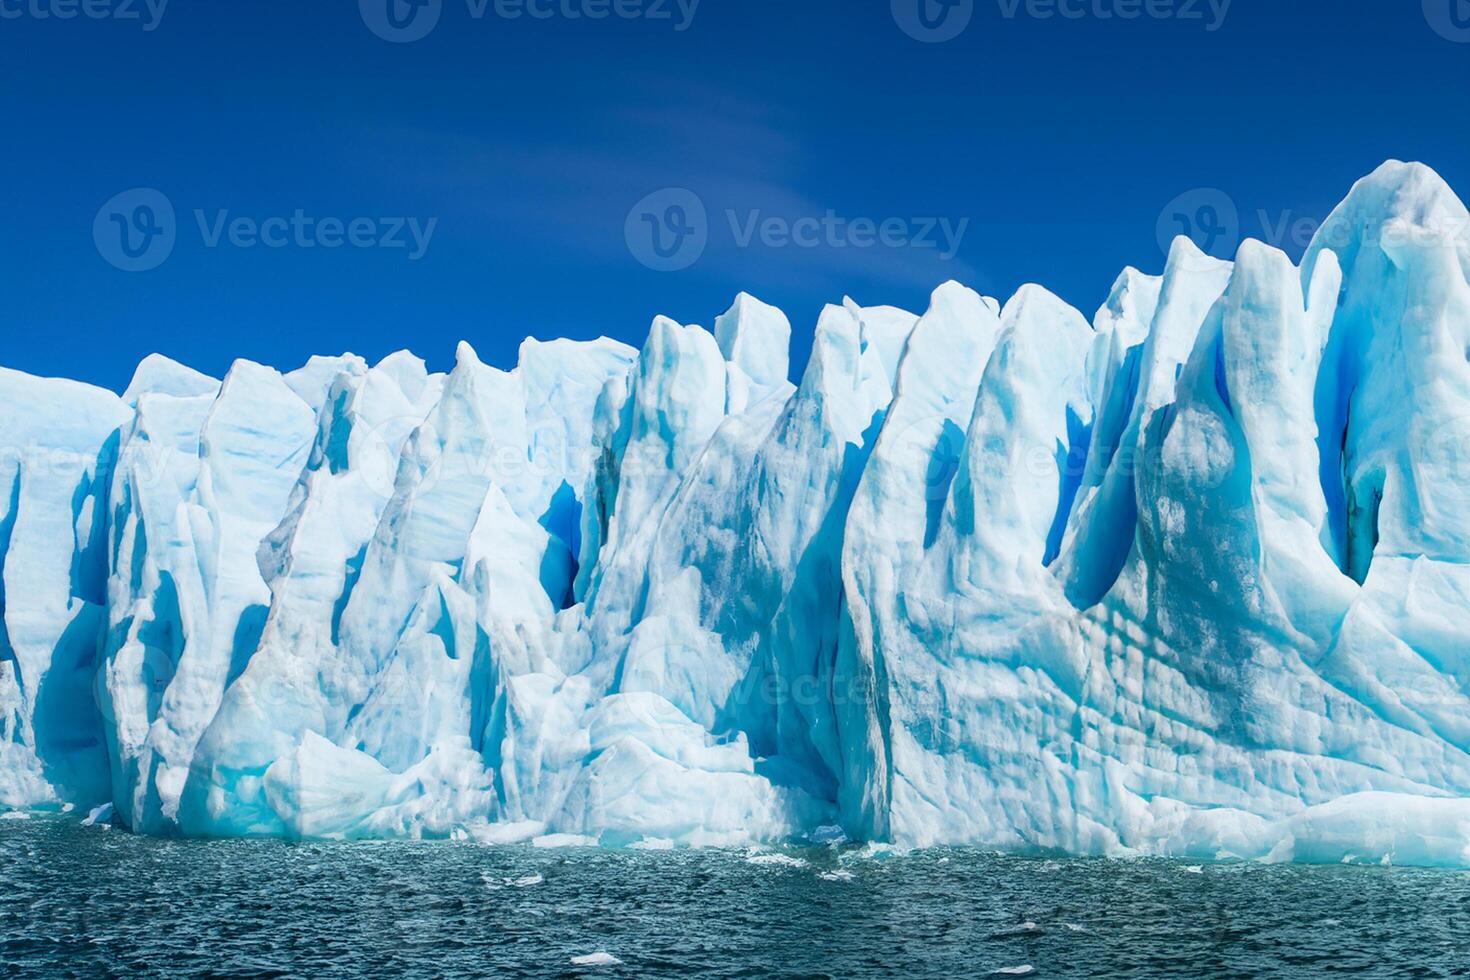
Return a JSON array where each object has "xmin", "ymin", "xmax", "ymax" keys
[{"xmin": 6, "ymin": 161, "xmax": 1470, "ymax": 867}]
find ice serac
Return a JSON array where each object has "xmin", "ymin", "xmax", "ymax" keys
[
  {"xmin": 0, "ymin": 370, "xmax": 129, "ymax": 810},
  {"xmin": 181, "ymin": 337, "xmax": 635, "ymax": 839},
  {"xmin": 11, "ymin": 160, "xmax": 1470, "ymax": 867},
  {"xmin": 491, "ymin": 306, "xmax": 830, "ymax": 846},
  {"xmin": 180, "ymin": 351, "xmax": 444, "ymax": 836},
  {"xmin": 836, "ymin": 282, "xmax": 1003, "ymax": 833},
  {"xmin": 840, "ymin": 284, "xmax": 1097, "ymax": 846},
  {"xmin": 100, "ymin": 359, "xmax": 317, "ymax": 832},
  {"xmin": 715, "ymin": 291, "xmax": 791, "ymax": 414}
]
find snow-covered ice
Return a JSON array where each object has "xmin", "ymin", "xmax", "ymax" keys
[{"xmin": 4, "ymin": 162, "xmax": 1470, "ymax": 866}]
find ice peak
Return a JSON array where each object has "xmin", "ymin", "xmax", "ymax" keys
[
  {"xmin": 927, "ymin": 279, "xmax": 977, "ymax": 308},
  {"xmin": 714, "ymin": 292, "xmax": 791, "ymax": 388},
  {"xmin": 453, "ymin": 340, "xmax": 484, "ymax": 370},
  {"xmin": 1094, "ymin": 267, "xmax": 1162, "ymax": 348},
  {"xmin": 1305, "ymin": 159, "xmax": 1469, "ymax": 282},
  {"xmin": 218, "ymin": 358, "xmax": 298, "ymax": 402},
  {"xmin": 370, "ymin": 350, "xmax": 433, "ymax": 406},
  {"xmin": 122, "ymin": 353, "xmax": 220, "ymax": 406},
  {"xmin": 1001, "ymin": 283, "xmax": 1091, "ymax": 332},
  {"xmin": 284, "ymin": 354, "xmax": 368, "ymax": 411}
]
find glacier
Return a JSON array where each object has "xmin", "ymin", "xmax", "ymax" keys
[{"xmin": 5, "ymin": 160, "xmax": 1470, "ymax": 866}]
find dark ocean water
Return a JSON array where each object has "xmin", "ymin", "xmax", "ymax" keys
[{"xmin": 3, "ymin": 817, "xmax": 1469, "ymax": 978}]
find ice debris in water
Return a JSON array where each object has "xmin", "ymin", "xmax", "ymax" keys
[
  {"xmin": 571, "ymin": 952, "xmax": 623, "ymax": 967},
  {"xmin": 3, "ymin": 163, "xmax": 1470, "ymax": 867},
  {"xmin": 81, "ymin": 803, "xmax": 113, "ymax": 827},
  {"xmin": 991, "ymin": 922, "xmax": 1042, "ymax": 938},
  {"xmin": 745, "ymin": 851, "xmax": 809, "ymax": 868},
  {"xmin": 483, "ymin": 873, "xmax": 544, "ymax": 890},
  {"xmin": 809, "ymin": 824, "xmax": 848, "ymax": 845}
]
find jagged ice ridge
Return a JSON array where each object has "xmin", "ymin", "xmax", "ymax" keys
[{"xmin": 4, "ymin": 161, "xmax": 1470, "ymax": 866}]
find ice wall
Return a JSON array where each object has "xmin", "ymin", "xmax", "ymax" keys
[{"xmin": 5, "ymin": 161, "xmax": 1470, "ymax": 866}]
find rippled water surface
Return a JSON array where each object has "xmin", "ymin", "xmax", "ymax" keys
[{"xmin": 4, "ymin": 818, "xmax": 1470, "ymax": 977}]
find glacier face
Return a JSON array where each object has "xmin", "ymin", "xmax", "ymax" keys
[{"xmin": 5, "ymin": 161, "xmax": 1470, "ymax": 865}]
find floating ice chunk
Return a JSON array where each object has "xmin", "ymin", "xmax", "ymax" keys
[
  {"xmin": 991, "ymin": 922, "xmax": 1042, "ymax": 938},
  {"xmin": 81, "ymin": 803, "xmax": 114, "ymax": 827},
  {"xmin": 470, "ymin": 822, "xmax": 546, "ymax": 845},
  {"xmin": 628, "ymin": 837, "xmax": 675, "ymax": 850},
  {"xmin": 810, "ymin": 824, "xmax": 848, "ymax": 845},
  {"xmin": 570, "ymin": 952, "xmax": 623, "ymax": 967}
]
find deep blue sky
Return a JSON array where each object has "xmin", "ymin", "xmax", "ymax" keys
[{"xmin": 2, "ymin": 0, "xmax": 1467, "ymax": 393}]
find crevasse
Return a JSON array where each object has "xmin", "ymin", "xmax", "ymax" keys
[{"xmin": 4, "ymin": 161, "xmax": 1470, "ymax": 866}]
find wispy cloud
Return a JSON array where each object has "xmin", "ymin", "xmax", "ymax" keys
[{"xmin": 349, "ymin": 79, "xmax": 989, "ymax": 302}]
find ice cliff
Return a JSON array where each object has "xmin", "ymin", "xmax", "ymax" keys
[{"xmin": 5, "ymin": 161, "xmax": 1470, "ymax": 866}]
